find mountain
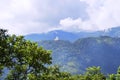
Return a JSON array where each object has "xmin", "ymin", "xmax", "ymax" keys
[
  {"xmin": 25, "ymin": 26, "xmax": 120, "ymax": 42},
  {"xmin": 25, "ymin": 30, "xmax": 79, "ymax": 42},
  {"xmin": 38, "ymin": 36, "xmax": 120, "ymax": 74},
  {"xmin": 25, "ymin": 26, "xmax": 120, "ymax": 74}
]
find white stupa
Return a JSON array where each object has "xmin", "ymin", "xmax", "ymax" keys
[{"xmin": 54, "ymin": 36, "xmax": 59, "ymax": 41}]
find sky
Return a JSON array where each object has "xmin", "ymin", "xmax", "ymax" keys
[{"xmin": 0, "ymin": 0, "xmax": 120, "ymax": 35}]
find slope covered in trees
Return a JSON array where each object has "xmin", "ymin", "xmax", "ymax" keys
[{"xmin": 38, "ymin": 36, "xmax": 120, "ymax": 74}]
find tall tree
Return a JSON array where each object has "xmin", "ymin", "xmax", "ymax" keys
[
  {"xmin": 5, "ymin": 35, "xmax": 52, "ymax": 80},
  {"xmin": 0, "ymin": 29, "xmax": 53, "ymax": 79}
]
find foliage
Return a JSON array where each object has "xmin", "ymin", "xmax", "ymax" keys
[
  {"xmin": 0, "ymin": 29, "xmax": 10, "ymax": 76},
  {"xmin": 6, "ymin": 35, "xmax": 53, "ymax": 80},
  {"xmin": 0, "ymin": 29, "xmax": 52, "ymax": 79},
  {"xmin": 40, "ymin": 65, "xmax": 71, "ymax": 80},
  {"xmin": 84, "ymin": 66, "xmax": 106, "ymax": 80}
]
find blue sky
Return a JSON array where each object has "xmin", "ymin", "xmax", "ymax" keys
[{"xmin": 0, "ymin": 0, "xmax": 120, "ymax": 35}]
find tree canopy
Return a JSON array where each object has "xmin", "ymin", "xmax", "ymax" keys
[{"xmin": 0, "ymin": 29, "xmax": 52, "ymax": 79}]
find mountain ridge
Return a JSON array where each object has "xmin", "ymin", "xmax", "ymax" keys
[{"xmin": 25, "ymin": 26, "xmax": 120, "ymax": 42}]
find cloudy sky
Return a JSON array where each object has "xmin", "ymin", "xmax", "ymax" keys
[{"xmin": 0, "ymin": 0, "xmax": 120, "ymax": 35}]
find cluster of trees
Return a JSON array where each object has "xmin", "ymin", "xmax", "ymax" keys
[{"xmin": 0, "ymin": 28, "xmax": 120, "ymax": 80}]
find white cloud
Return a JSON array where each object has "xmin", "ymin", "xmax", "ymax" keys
[
  {"xmin": 0, "ymin": 0, "xmax": 87, "ymax": 35},
  {"xmin": 60, "ymin": 0, "xmax": 120, "ymax": 32},
  {"xmin": 85, "ymin": 0, "xmax": 120, "ymax": 29},
  {"xmin": 59, "ymin": 17, "xmax": 82, "ymax": 31},
  {"xmin": 59, "ymin": 17, "xmax": 99, "ymax": 32},
  {"xmin": 1, "ymin": 0, "xmax": 120, "ymax": 34}
]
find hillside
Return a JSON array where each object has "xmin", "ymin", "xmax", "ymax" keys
[{"xmin": 38, "ymin": 36, "xmax": 120, "ymax": 74}]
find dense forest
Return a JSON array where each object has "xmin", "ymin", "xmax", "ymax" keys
[
  {"xmin": 1, "ymin": 28, "xmax": 120, "ymax": 80},
  {"xmin": 38, "ymin": 36, "xmax": 120, "ymax": 74}
]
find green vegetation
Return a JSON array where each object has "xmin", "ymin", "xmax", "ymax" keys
[
  {"xmin": 0, "ymin": 29, "xmax": 52, "ymax": 79},
  {"xmin": 1, "ymin": 28, "xmax": 120, "ymax": 80},
  {"xmin": 38, "ymin": 36, "xmax": 120, "ymax": 74}
]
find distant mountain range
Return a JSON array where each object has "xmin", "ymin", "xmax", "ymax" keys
[
  {"xmin": 25, "ymin": 26, "xmax": 120, "ymax": 74},
  {"xmin": 38, "ymin": 36, "xmax": 120, "ymax": 74},
  {"xmin": 25, "ymin": 26, "xmax": 120, "ymax": 42}
]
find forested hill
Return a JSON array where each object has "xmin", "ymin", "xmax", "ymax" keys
[{"xmin": 38, "ymin": 36, "xmax": 120, "ymax": 74}]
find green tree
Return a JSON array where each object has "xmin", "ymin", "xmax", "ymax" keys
[
  {"xmin": 116, "ymin": 66, "xmax": 120, "ymax": 80},
  {"xmin": 85, "ymin": 66, "xmax": 106, "ymax": 80},
  {"xmin": 0, "ymin": 29, "xmax": 54, "ymax": 79},
  {"xmin": 108, "ymin": 74, "xmax": 116, "ymax": 80},
  {"xmin": 41, "ymin": 65, "xmax": 71, "ymax": 80},
  {"xmin": 5, "ymin": 35, "xmax": 52, "ymax": 80}
]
